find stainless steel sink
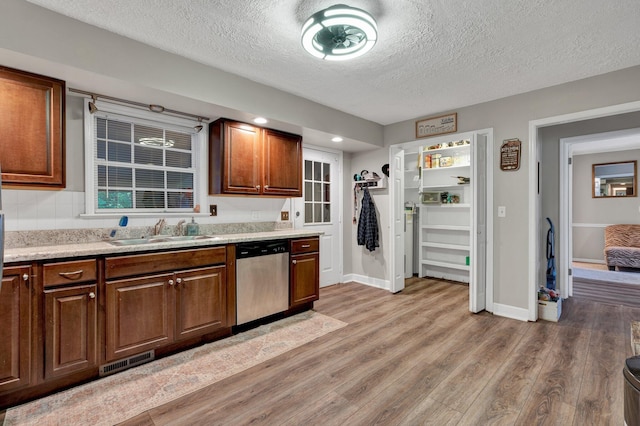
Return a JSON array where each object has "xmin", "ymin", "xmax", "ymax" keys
[
  {"xmin": 148, "ymin": 235, "xmax": 218, "ymax": 243},
  {"xmin": 108, "ymin": 235, "xmax": 219, "ymax": 246}
]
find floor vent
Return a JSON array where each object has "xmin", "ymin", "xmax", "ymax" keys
[{"xmin": 99, "ymin": 350, "xmax": 155, "ymax": 377}]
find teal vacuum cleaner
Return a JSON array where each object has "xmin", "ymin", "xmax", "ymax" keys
[{"xmin": 546, "ymin": 217, "xmax": 556, "ymax": 290}]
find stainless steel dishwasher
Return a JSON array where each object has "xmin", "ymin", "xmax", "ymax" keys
[{"xmin": 236, "ymin": 240, "xmax": 289, "ymax": 325}]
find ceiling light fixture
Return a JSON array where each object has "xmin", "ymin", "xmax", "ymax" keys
[
  {"xmin": 331, "ymin": 136, "xmax": 343, "ymax": 142},
  {"xmin": 254, "ymin": 117, "xmax": 268, "ymax": 124},
  {"xmin": 301, "ymin": 4, "xmax": 377, "ymax": 61}
]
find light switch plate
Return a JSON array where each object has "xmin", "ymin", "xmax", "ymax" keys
[
  {"xmin": 498, "ymin": 206, "xmax": 506, "ymax": 217},
  {"xmin": 281, "ymin": 211, "xmax": 289, "ymax": 221}
]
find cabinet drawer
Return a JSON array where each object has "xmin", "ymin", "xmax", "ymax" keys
[
  {"xmin": 105, "ymin": 246, "xmax": 226, "ymax": 279},
  {"xmin": 43, "ymin": 259, "xmax": 97, "ymax": 288},
  {"xmin": 290, "ymin": 238, "xmax": 319, "ymax": 254}
]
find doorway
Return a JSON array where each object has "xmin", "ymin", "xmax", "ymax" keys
[
  {"xmin": 389, "ymin": 129, "xmax": 494, "ymax": 313},
  {"xmin": 528, "ymin": 100, "xmax": 640, "ymax": 321},
  {"xmin": 293, "ymin": 146, "xmax": 343, "ymax": 287},
  {"xmin": 559, "ymin": 127, "xmax": 640, "ymax": 299}
]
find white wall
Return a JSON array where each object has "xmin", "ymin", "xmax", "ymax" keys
[
  {"xmin": 572, "ymin": 149, "xmax": 640, "ymax": 261},
  {"xmin": 376, "ymin": 66, "xmax": 640, "ymax": 311},
  {"xmin": 346, "ymin": 149, "xmax": 390, "ymax": 287}
]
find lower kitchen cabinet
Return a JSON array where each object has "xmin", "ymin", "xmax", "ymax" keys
[
  {"xmin": 104, "ymin": 247, "xmax": 230, "ymax": 362},
  {"xmin": 42, "ymin": 259, "xmax": 98, "ymax": 380},
  {"xmin": 106, "ymin": 273, "xmax": 173, "ymax": 361},
  {"xmin": 44, "ymin": 284, "xmax": 97, "ymax": 380},
  {"xmin": 175, "ymin": 266, "xmax": 227, "ymax": 341},
  {"xmin": 0, "ymin": 265, "xmax": 32, "ymax": 394},
  {"xmin": 290, "ymin": 238, "xmax": 320, "ymax": 307}
]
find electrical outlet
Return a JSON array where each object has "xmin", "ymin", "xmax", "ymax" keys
[
  {"xmin": 281, "ymin": 211, "xmax": 289, "ymax": 221},
  {"xmin": 251, "ymin": 211, "xmax": 259, "ymax": 220},
  {"xmin": 209, "ymin": 204, "xmax": 217, "ymax": 216}
]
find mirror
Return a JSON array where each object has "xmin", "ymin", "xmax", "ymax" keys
[{"xmin": 592, "ymin": 160, "xmax": 637, "ymax": 198}]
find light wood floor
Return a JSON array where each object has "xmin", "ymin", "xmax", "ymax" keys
[{"xmin": 110, "ymin": 277, "xmax": 638, "ymax": 425}]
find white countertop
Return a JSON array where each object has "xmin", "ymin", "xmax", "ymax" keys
[{"xmin": 5, "ymin": 229, "xmax": 322, "ymax": 263}]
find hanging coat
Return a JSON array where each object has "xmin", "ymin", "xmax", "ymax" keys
[{"xmin": 357, "ymin": 188, "xmax": 379, "ymax": 252}]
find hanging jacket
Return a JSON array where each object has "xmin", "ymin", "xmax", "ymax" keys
[{"xmin": 357, "ymin": 188, "xmax": 379, "ymax": 252}]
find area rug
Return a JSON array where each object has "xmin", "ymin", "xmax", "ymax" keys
[{"xmin": 4, "ymin": 311, "xmax": 347, "ymax": 426}]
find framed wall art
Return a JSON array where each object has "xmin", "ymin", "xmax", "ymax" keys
[{"xmin": 416, "ymin": 113, "xmax": 457, "ymax": 139}]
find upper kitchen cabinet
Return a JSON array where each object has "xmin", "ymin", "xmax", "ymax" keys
[
  {"xmin": 0, "ymin": 66, "xmax": 65, "ymax": 188},
  {"xmin": 209, "ymin": 119, "xmax": 302, "ymax": 197}
]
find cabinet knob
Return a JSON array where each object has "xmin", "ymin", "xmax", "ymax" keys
[
  {"xmin": 292, "ymin": 260, "xmax": 297, "ymax": 265},
  {"xmin": 168, "ymin": 279, "xmax": 175, "ymax": 286},
  {"xmin": 22, "ymin": 273, "xmax": 29, "ymax": 282},
  {"xmin": 89, "ymin": 292, "xmax": 96, "ymax": 299},
  {"xmin": 264, "ymin": 185, "xmax": 269, "ymax": 189},
  {"xmin": 176, "ymin": 278, "xmax": 183, "ymax": 284},
  {"xmin": 256, "ymin": 185, "xmax": 261, "ymax": 190}
]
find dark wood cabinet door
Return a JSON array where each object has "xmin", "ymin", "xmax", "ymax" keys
[
  {"xmin": 290, "ymin": 253, "xmax": 320, "ymax": 307},
  {"xmin": 0, "ymin": 266, "xmax": 31, "ymax": 393},
  {"xmin": 175, "ymin": 266, "xmax": 227, "ymax": 341},
  {"xmin": 44, "ymin": 284, "xmax": 97, "ymax": 380},
  {"xmin": 262, "ymin": 129, "xmax": 302, "ymax": 197},
  {"xmin": 224, "ymin": 122, "xmax": 261, "ymax": 194},
  {"xmin": 105, "ymin": 274, "xmax": 173, "ymax": 362},
  {"xmin": 0, "ymin": 66, "xmax": 65, "ymax": 188}
]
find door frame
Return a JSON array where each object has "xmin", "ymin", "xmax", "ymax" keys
[
  {"xmin": 527, "ymin": 100, "xmax": 640, "ymax": 321},
  {"xmin": 292, "ymin": 144, "xmax": 344, "ymax": 287},
  {"xmin": 389, "ymin": 129, "xmax": 494, "ymax": 313},
  {"xmin": 559, "ymin": 127, "xmax": 640, "ymax": 299}
]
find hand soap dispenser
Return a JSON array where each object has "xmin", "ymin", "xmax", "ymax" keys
[{"xmin": 186, "ymin": 217, "xmax": 199, "ymax": 236}]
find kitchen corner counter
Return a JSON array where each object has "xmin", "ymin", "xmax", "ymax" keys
[{"xmin": 4, "ymin": 229, "xmax": 323, "ymax": 263}]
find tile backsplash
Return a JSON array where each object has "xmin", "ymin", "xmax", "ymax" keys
[{"xmin": 2, "ymin": 189, "xmax": 293, "ymax": 232}]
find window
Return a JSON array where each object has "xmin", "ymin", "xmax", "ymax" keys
[
  {"xmin": 84, "ymin": 100, "xmax": 205, "ymax": 215},
  {"xmin": 304, "ymin": 159, "xmax": 331, "ymax": 223}
]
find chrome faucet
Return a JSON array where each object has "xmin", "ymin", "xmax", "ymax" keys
[
  {"xmin": 154, "ymin": 218, "xmax": 166, "ymax": 235},
  {"xmin": 175, "ymin": 219, "xmax": 186, "ymax": 236}
]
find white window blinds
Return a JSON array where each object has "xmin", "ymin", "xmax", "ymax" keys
[{"xmin": 90, "ymin": 107, "xmax": 197, "ymax": 213}]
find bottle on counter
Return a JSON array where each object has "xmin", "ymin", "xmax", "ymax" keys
[{"xmin": 186, "ymin": 217, "xmax": 199, "ymax": 236}]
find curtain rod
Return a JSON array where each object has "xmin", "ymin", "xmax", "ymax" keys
[{"xmin": 68, "ymin": 88, "xmax": 210, "ymax": 122}]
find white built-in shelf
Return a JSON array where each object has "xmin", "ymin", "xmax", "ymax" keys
[
  {"xmin": 422, "ymin": 242, "xmax": 470, "ymax": 251},
  {"xmin": 420, "ymin": 203, "xmax": 470, "ymax": 208},
  {"xmin": 421, "ymin": 184, "xmax": 469, "ymax": 190},
  {"xmin": 421, "ymin": 260, "xmax": 470, "ymax": 271},
  {"xmin": 423, "ymin": 144, "xmax": 469, "ymax": 155},
  {"xmin": 421, "ymin": 225, "xmax": 470, "ymax": 231},
  {"xmin": 422, "ymin": 163, "xmax": 470, "ymax": 172}
]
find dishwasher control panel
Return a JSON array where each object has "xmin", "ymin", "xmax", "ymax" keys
[{"xmin": 236, "ymin": 240, "xmax": 289, "ymax": 258}]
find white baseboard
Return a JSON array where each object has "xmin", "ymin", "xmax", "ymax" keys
[
  {"xmin": 493, "ymin": 303, "xmax": 530, "ymax": 322},
  {"xmin": 342, "ymin": 273, "xmax": 390, "ymax": 291}
]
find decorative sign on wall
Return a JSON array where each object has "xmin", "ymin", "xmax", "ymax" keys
[
  {"xmin": 415, "ymin": 113, "xmax": 457, "ymax": 139},
  {"xmin": 500, "ymin": 138, "xmax": 521, "ymax": 171}
]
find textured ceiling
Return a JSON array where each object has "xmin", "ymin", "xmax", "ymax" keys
[{"xmin": 22, "ymin": 0, "xmax": 640, "ymax": 126}]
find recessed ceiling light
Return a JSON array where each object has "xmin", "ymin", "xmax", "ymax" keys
[
  {"xmin": 254, "ymin": 117, "xmax": 268, "ymax": 124},
  {"xmin": 332, "ymin": 136, "xmax": 343, "ymax": 143}
]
